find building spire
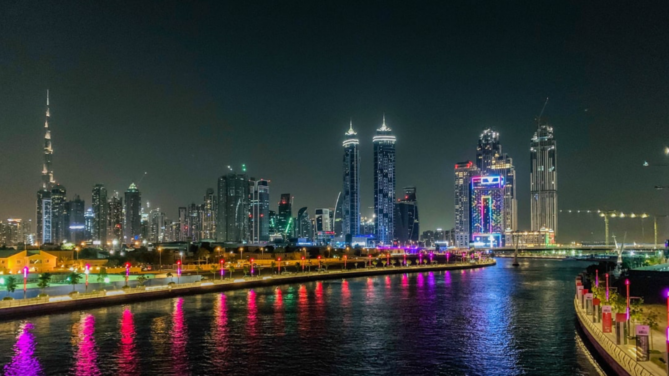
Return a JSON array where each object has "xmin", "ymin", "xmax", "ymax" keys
[
  {"xmin": 345, "ymin": 118, "xmax": 357, "ymax": 136},
  {"xmin": 41, "ymin": 89, "xmax": 54, "ymax": 188}
]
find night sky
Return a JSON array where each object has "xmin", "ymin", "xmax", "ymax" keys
[{"xmin": 2, "ymin": 1, "xmax": 669, "ymax": 243}]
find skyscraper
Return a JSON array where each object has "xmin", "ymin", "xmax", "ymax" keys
[
  {"xmin": 314, "ymin": 208, "xmax": 331, "ymax": 233},
  {"xmin": 454, "ymin": 161, "xmax": 479, "ymax": 248},
  {"xmin": 202, "ymin": 188, "xmax": 217, "ymax": 239},
  {"xmin": 342, "ymin": 121, "xmax": 360, "ymax": 238},
  {"xmin": 186, "ymin": 203, "xmax": 202, "ymax": 242},
  {"xmin": 470, "ymin": 176, "xmax": 505, "ymax": 247},
  {"xmin": 394, "ymin": 187, "xmax": 419, "ymax": 245},
  {"xmin": 250, "ymin": 179, "xmax": 270, "ymax": 243},
  {"xmin": 124, "ymin": 183, "xmax": 142, "ymax": 243},
  {"xmin": 178, "ymin": 206, "xmax": 187, "ymax": 241},
  {"xmin": 92, "ymin": 184, "xmax": 108, "ymax": 246},
  {"xmin": 277, "ymin": 193, "xmax": 292, "ymax": 236},
  {"xmin": 37, "ymin": 90, "xmax": 56, "ymax": 244},
  {"xmin": 67, "ymin": 195, "xmax": 86, "ymax": 243},
  {"xmin": 216, "ymin": 173, "xmax": 249, "ymax": 242},
  {"xmin": 296, "ymin": 207, "xmax": 313, "ymax": 240},
  {"xmin": 107, "ymin": 192, "xmax": 123, "ymax": 244},
  {"xmin": 50, "ymin": 184, "xmax": 67, "ymax": 244},
  {"xmin": 476, "ymin": 129, "xmax": 517, "ymax": 232},
  {"xmin": 530, "ymin": 121, "xmax": 558, "ymax": 236},
  {"xmin": 333, "ymin": 192, "xmax": 343, "ymax": 237},
  {"xmin": 373, "ymin": 116, "xmax": 396, "ymax": 245},
  {"xmin": 84, "ymin": 207, "xmax": 94, "ymax": 241}
]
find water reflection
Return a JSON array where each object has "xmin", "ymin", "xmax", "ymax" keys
[
  {"xmin": 246, "ymin": 290, "xmax": 258, "ymax": 339},
  {"xmin": 209, "ymin": 294, "xmax": 228, "ymax": 371},
  {"xmin": 75, "ymin": 314, "xmax": 99, "ymax": 376},
  {"xmin": 171, "ymin": 298, "xmax": 189, "ymax": 375},
  {"xmin": 274, "ymin": 288, "xmax": 285, "ymax": 337},
  {"xmin": 298, "ymin": 284, "xmax": 309, "ymax": 335},
  {"xmin": 118, "ymin": 308, "xmax": 138, "ymax": 375},
  {"xmin": 4, "ymin": 322, "xmax": 41, "ymax": 376}
]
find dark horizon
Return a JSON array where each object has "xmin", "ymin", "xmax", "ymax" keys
[{"xmin": 2, "ymin": 1, "xmax": 669, "ymax": 243}]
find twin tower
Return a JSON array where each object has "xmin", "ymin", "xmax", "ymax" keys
[{"xmin": 341, "ymin": 117, "xmax": 396, "ymax": 245}]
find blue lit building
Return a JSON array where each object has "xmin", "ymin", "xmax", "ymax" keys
[
  {"xmin": 342, "ymin": 121, "xmax": 360, "ymax": 239},
  {"xmin": 470, "ymin": 175, "xmax": 505, "ymax": 247},
  {"xmin": 373, "ymin": 116, "xmax": 396, "ymax": 245}
]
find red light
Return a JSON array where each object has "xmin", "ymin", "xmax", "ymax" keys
[
  {"xmin": 318, "ymin": 256, "xmax": 321, "ymax": 259},
  {"xmin": 278, "ymin": 257, "xmax": 281, "ymax": 261},
  {"xmin": 302, "ymin": 256, "xmax": 305, "ymax": 259},
  {"xmin": 177, "ymin": 260, "xmax": 181, "ymax": 265},
  {"xmin": 260, "ymin": 214, "xmax": 264, "ymax": 217}
]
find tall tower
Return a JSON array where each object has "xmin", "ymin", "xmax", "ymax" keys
[
  {"xmin": 124, "ymin": 183, "xmax": 142, "ymax": 244},
  {"xmin": 277, "ymin": 193, "xmax": 292, "ymax": 235},
  {"xmin": 530, "ymin": 121, "xmax": 558, "ymax": 237},
  {"xmin": 37, "ymin": 90, "xmax": 56, "ymax": 244},
  {"xmin": 342, "ymin": 121, "xmax": 360, "ymax": 239},
  {"xmin": 92, "ymin": 184, "xmax": 108, "ymax": 246},
  {"xmin": 394, "ymin": 187, "xmax": 419, "ymax": 245},
  {"xmin": 250, "ymin": 179, "xmax": 270, "ymax": 243},
  {"xmin": 216, "ymin": 173, "xmax": 249, "ymax": 242},
  {"xmin": 476, "ymin": 129, "xmax": 517, "ymax": 234},
  {"xmin": 373, "ymin": 116, "xmax": 396, "ymax": 245},
  {"xmin": 454, "ymin": 161, "xmax": 478, "ymax": 248},
  {"xmin": 107, "ymin": 191, "xmax": 123, "ymax": 244},
  {"xmin": 202, "ymin": 188, "xmax": 217, "ymax": 239}
]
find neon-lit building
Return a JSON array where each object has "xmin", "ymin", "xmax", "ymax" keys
[
  {"xmin": 249, "ymin": 178, "xmax": 270, "ymax": 243},
  {"xmin": 454, "ymin": 161, "xmax": 478, "ymax": 247},
  {"xmin": 342, "ymin": 121, "xmax": 360, "ymax": 239},
  {"xmin": 373, "ymin": 116, "xmax": 396, "ymax": 245},
  {"xmin": 470, "ymin": 175, "xmax": 505, "ymax": 247}
]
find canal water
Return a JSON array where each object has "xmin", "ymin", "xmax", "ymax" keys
[{"xmin": 0, "ymin": 259, "xmax": 604, "ymax": 375}]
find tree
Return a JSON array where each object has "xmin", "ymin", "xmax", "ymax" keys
[
  {"xmin": 5, "ymin": 276, "xmax": 17, "ymax": 298},
  {"xmin": 243, "ymin": 264, "xmax": 250, "ymax": 277},
  {"xmin": 229, "ymin": 265, "xmax": 236, "ymax": 278},
  {"xmin": 641, "ymin": 309, "xmax": 660, "ymax": 350},
  {"xmin": 136, "ymin": 275, "xmax": 148, "ymax": 287},
  {"xmin": 197, "ymin": 248, "xmax": 211, "ymax": 265},
  {"xmin": 210, "ymin": 264, "xmax": 219, "ymax": 278},
  {"xmin": 166, "ymin": 272, "xmax": 173, "ymax": 283},
  {"xmin": 68, "ymin": 272, "xmax": 82, "ymax": 292},
  {"xmin": 97, "ymin": 267, "xmax": 108, "ymax": 283},
  {"xmin": 37, "ymin": 273, "xmax": 52, "ymax": 295}
]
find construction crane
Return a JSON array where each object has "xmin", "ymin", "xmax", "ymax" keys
[{"xmin": 559, "ymin": 209, "xmax": 665, "ymax": 247}]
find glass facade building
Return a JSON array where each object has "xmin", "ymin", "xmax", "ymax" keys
[
  {"xmin": 342, "ymin": 121, "xmax": 360, "ymax": 238},
  {"xmin": 470, "ymin": 176, "xmax": 505, "ymax": 247},
  {"xmin": 373, "ymin": 117, "xmax": 396, "ymax": 245},
  {"xmin": 530, "ymin": 122, "xmax": 558, "ymax": 236}
]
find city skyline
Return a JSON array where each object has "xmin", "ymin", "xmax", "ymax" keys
[{"xmin": 1, "ymin": 2, "xmax": 669, "ymax": 243}]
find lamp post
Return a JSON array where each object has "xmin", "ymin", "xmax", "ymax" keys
[
  {"xmin": 317, "ymin": 255, "xmax": 321, "ymax": 271},
  {"xmin": 343, "ymin": 255, "xmax": 347, "ymax": 270},
  {"xmin": 125, "ymin": 262, "xmax": 130, "ymax": 287},
  {"xmin": 327, "ymin": 246, "xmax": 331, "ymax": 259},
  {"xmin": 158, "ymin": 247, "xmax": 162, "ymax": 271},
  {"xmin": 625, "ymin": 279, "xmax": 630, "ymax": 321},
  {"xmin": 177, "ymin": 260, "xmax": 181, "ymax": 284},
  {"xmin": 605, "ymin": 273, "xmax": 609, "ymax": 301},
  {"xmin": 220, "ymin": 259, "xmax": 225, "ymax": 281},
  {"xmin": 23, "ymin": 266, "xmax": 28, "ymax": 299},
  {"xmin": 277, "ymin": 257, "xmax": 281, "ymax": 275},
  {"xmin": 85, "ymin": 264, "xmax": 90, "ymax": 292},
  {"xmin": 75, "ymin": 246, "xmax": 80, "ymax": 261},
  {"xmin": 386, "ymin": 252, "xmax": 390, "ymax": 267},
  {"xmin": 665, "ymin": 291, "xmax": 669, "ymax": 375},
  {"xmin": 447, "ymin": 252, "xmax": 450, "ymax": 264},
  {"xmin": 250, "ymin": 258, "xmax": 254, "ymax": 277},
  {"xmin": 368, "ymin": 254, "xmax": 372, "ymax": 268},
  {"xmin": 239, "ymin": 247, "xmax": 244, "ymax": 263},
  {"xmin": 301, "ymin": 256, "xmax": 305, "ymax": 273},
  {"xmin": 595, "ymin": 270, "xmax": 599, "ymax": 288},
  {"xmin": 403, "ymin": 253, "xmax": 407, "ymax": 266}
]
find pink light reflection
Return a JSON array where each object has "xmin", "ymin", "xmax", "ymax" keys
[
  {"xmin": 171, "ymin": 298, "xmax": 189, "ymax": 375},
  {"xmin": 298, "ymin": 285, "xmax": 309, "ymax": 335},
  {"xmin": 211, "ymin": 294, "xmax": 229, "ymax": 370},
  {"xmin": 4, "ymin": 322, "xmax": 41, "ymax": 376},
  {"xmin": 273, "ymin": 288, "xmax": 285, "ymax": 337},
  {"xmin": 118, "ymin": 308, "xmax": 138, "ymax": 376},
  {"xmin": 246, "ymin": 290, "xmax": 258, "ymax": 339},
  {"xmin": 75, "ymin": 314, "xmax": 100, "ymax": 376}
]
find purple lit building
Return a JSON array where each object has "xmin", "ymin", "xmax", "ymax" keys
[{"xmin": 470, "ymin": 175, "xmax": 505, "ymax": 247}]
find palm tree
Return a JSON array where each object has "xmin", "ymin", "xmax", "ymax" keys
[
  {"xmin": 97, "ymin": 267, "xmax": 108, "ymax": 283},
  {"xmin": 229, "ymin": 265, "xmax": 236, "ymax": 279},
  {"xmin": 5, "ymin": 276, "xmax": 17, "ymax": 298},
  {"xmin": 136, "ymin": 275, "xmax": 148, "ymax": 287},
  {"xmin": 68, "ymin": 272, "xmax": 81, "ymax": 292},
  {"xmin": 166, "ymin": 272, "xmax": 174, "ymax": 284},
  {"xmin": 37, "ymin": 273, "xmax": 52, "ymax": 296}
]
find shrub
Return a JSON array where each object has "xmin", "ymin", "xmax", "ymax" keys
[{"xmin": 2, "ymin": 297, "xmax": 14, "ymax": 301}]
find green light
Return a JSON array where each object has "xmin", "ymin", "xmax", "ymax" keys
[
  {"xmin": 0, "ymin": 278, "xmax": 5, "ymax": 285},
  {"xmin": 242, "ymin": 164, "xmax": 246, "ymax": 172}
]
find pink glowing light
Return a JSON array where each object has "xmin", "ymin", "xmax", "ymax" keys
[{"xmin": 3, "ymin": 322, "xmax": 41, "ymax": 376}]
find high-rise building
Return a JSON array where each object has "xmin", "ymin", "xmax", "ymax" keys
[
  {"xmin": 216, "ymin": 173, "xmax": 249, "ymax": 242},
  {"xmin": 50, "ymin": 184, "xmax": 67, "ymax": 244},
  {"xmin": 454, "ymin": 161, "xmax": 479, "ymax": 248},
  {"xmin": 342, "ymin": 121, "xmax": 360, "ymax": 238},
  {"xmin": 187, "ymin": 203, "xmax": 202, "ymax": 242},
  {"xmin": 202, "ymin": 188, "xmax": 217, "ymax": 240},
  {"xmin": 394, "ymin": 187, "xmax": 419, "ymax": 245},
  {"xmin": 333, "ymin": 192, "xmax": 343, "ymax": 237},
  {"xmin": 84, "ymin": 207, "xmax": 94, "ymax": 241},
  {"xmin": 277, "ymin": 193, "xmax": 292, "ymax": 236},
  {"xmin": 123, "ymin": 183, "xmax": 142, "ymax": 244},
  {"xmin": 92, "ymin": 184, "xmax": 108, "ymax": 246},
  {"xmin": 107, "ymin": 192, "xmax": 123, "ymax": 244},
  {"xmin": 530, "ymin": 121, "xmax": 558, "ymax": 236},
  {"xmin": 250, "ymin": 179, "xmax": 270, "ymax": 243},
  {"xmin": 373, "ymin": 116, "xmax": 396, "ymax": 245},
  {"xmin": 296, "ymin": 207, "xmax": 312, "ymax": 240},
  {"xmin": 315, "ymin": 208, "xmax": 332, "ymax": 233},
  {"xmin": 4, "ymin": 219, "xmax": 22, "ymax": 247},
  {"xmin": 476, "ymin": 129, "xmax": 517, "ymax": 233},
  {"xmin": 268, "ymin": 210, "xmax": 277, "ymax": 235},
  {"xmin": 470, "ymin": 175, "xmax": 505, "ymax": 247},
  {"xmin": 37, "ymin": 90, "xmax": 55, "ymax": 245},
  {"xmin": 66, "ymin": 195, "xmax": 86, "ymax": 243},
  {"xmin": 149, "ymin": 208, "xmax": 165, "ymax": 243},
  {"xmin": 178, "ymin": 206, "xmax": 187, "ymax": 241}
]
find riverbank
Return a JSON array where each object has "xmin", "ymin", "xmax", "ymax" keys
[
  {"xmin": 495, "ymin": 255, "xmax": 565, "ymax": 260},
  {"xmin": 574, "ymin": 290, "xmax": 666, "ymax": 375},
  {"xmin": 0, "ymin": 259, "xmax": 495, "ymax": 320}
]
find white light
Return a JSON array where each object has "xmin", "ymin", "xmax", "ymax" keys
[
  {"xmin": 200, "ymin": 282, "xmax": 214, "ymax": 286},
  {"xmin": 263, "ymin": 276, "xmax": 272, "ymax": 280},
  {"xmin": 234, "ymin": 279, "xmax": 246, "ymax": 283},
  {"xmin": 49, "ymin": 296, "xmax": 73, "ymax": 302},
  {"xmin": 106, "ymin": 290, "xmax": 126, "ymax": 296}
]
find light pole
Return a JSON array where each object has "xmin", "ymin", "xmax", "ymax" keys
[
  {"xmin": 85, "ymin": 264, "xmax": 90, "ymax": 292},
  {"xmin": 23, "ymin": 266, "xmax": 28, "ymax": 299},
  {"xmin": 220, "ymin": 259, "xmax": 225, "ymax": 281},
  {"xmin": 177, "ymin": 260, "xmax": 181, "ymax": 284},
  {"xmin": 158, "ymin": 247, "xmax": 162, "ymax": 271},
  {"xmin": 605, "ymin": 273, "xmax": 609, "ymax": 301},
  {"xmin": 327, "ymin": 246, "xmax": 331, "ymax": 259},
  {"xmin": 625, "ymin": 279, "xmax": 630, "ymax": 321},
  {"xmin": 277, "ymin": 257, "xmax": 281, "ymax": 275},
  {"xmin": 125, "ymin": 262, "xmax": 130, "ymax": 287},
  {"xmin": 250, "ymin": 258, "xmax": 254, "ymax": 277},
  {"xmin": 343, "ymin": 255, "xmax": 347, "ymax": 270},
  {"xmin": 302, "ymin": 256, "xmax": 305, "ymax": 273},
  {"xmin": 75, "ymin": 246, "xmax": 80, "ymax": 261},
  {"xmin": 239, "ymin": 247, "xmax": 244, "ymax": 264}
]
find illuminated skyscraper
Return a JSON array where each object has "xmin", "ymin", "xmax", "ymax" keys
[
  {"xmin": 373, "ymin": 116, "xmax": 396, "ymax": 245},
  {"xmin": 216, "ymin": 173, "xmax": 249, "ymax": 242},
  {"xmin": 296, "ymin": 207, "xmax": 313, "ymax": 240},
  {"xmin": 50, "ymin": 184, "xmax": 67, "ymax": 243},
  {"xmin": 37, "ymin": 90, "xmax": 56, "ymax": 244},
  {"xmin": 277, "ymin": 193, "xmax": 292, "ymax": 236},
  {"xmin": 530, "ymin": 121, "xmax": 558, "ymax": 236},
  {"xmin": 67, "ymin": 195, "xmax": 86, "ymax": 243},
  {"xmin": 476, "ymin": 129, "xmax": 517, "ymax": 232},
  {"xmin": 92, "ymin": 184, "xmax": 107, "ymax": 245},
  {"xmin": 84, "ymin": 207, "xmax": 94, "ymax": 241},
  {"xmin": 315, "ymin": 208, "xmax": 331, "ymax": 233},
  {"xmin": 454, "ymin": 161, "xmax": 478, "ymax": 247},
  {"xmin": 470, "ymin": 176, "xmax": 505, "ymax": 247},
  {"xmin": 124, "ymin": 183, "xmax": 142, "ymax": 243},
  {"xmin": 333, "ymin": 192, "xmax": 343, "ymax": 237},
  {"xmin": 202, "ymin": 188, "xmax": 217, "ymax": 239},
  {"xmin": 107, "ymin": 192, "xmax": 123, "ymax": 244},
  {"xmin": 342, "ymin": 121, "xmax": 360, "ymax": 238},
  {"xmin": 250, "ymin": 179, "xmax": 270, "ymax": 243},
  {"xmin": 394, "ymin": 187, "xmax": 419, "ymax": 245}
]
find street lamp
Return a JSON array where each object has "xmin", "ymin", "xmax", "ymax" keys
[
  {"xmin": 220, "ymin": 258, "xmax": 225, "ymax": 280},
  {"xmin": 343, "ymin": 255, "xmax": 347, "ymax": 270},
  {"xmin": 23, "ymin": 266, "xmax": 28, "ymax": 299},
  {"xmin": 277, "ymin": 257, "xmax": 281, "ymax": 275},
  {"xmin": 75, "ymin": 247, "xmax": 80, "ymax": 261},
  {"xmin": 177, "ymin": 260, "xmax": 182, "ymax": 284},
  {"xmin": 85, "ymin": 264, "xmax": 90, "ymax": 292},
  {"xmin": 327, "ymin": 246, "xmax": 331, "ymax": 259},
  {"xmin": 605, "ymin": 273, "xmax": 609, "ymax": 301},
  {"xmin": 158, "ymin": 247, "xmax": 163, "ymax": 270},
  {"xmin": 239, "ymin": 247, "xmax": 244, "ymax": 263}
]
